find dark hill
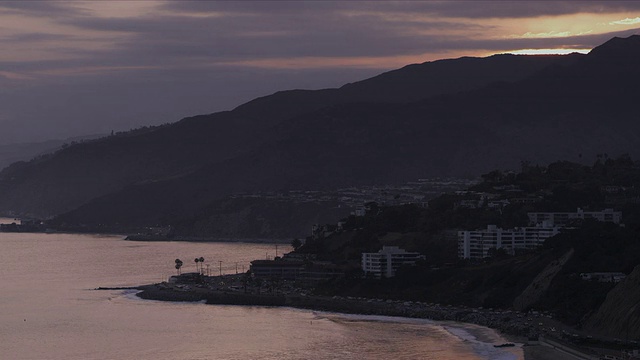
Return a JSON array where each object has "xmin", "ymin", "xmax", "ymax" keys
[
  {"xmin": 233, "ymin": 53, "xmax": 579, "ymax": 120},
  {"xmin": 49, "ymin": 36, "xmax": 640, "ymax": 235},
  {"xmin": 585, "ymin": 264, "xmax": 640, "ymax": 340},
  {"xmin": 3, "ymin": 36, "xmax": 640, "ymax": 236},
  {"xmin": 0, "ymin": 52, "xmax": 576, "ymax": 219}
]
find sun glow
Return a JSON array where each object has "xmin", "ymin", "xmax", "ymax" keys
[
  {"xmin": 610, "ymin": 17, "xmax": 640, "ymax": 25},
  {"xmin": 506, "ymin": 48, "xmax": 592, "ymax": 55}
]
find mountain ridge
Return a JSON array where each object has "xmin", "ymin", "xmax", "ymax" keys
[
  {"xmin": 0, "ymin": 51, "xmax": 578, "ymax": 219},
  {"xmin": 2, "ymin": 36, "xmax": 640, "ymax": 237}
]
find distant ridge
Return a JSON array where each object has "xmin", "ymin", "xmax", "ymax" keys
[
  {"xmin": 1, "ymin": 35, "xmax": 639, "ymax": 236},
  {"xmin": 588, "ymin": 34, "xmax": 640, "ymax": 60}
]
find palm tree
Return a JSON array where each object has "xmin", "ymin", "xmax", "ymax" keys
[
  {"xmin": 194, "ymin": 258, "xmax": 200, "ymax": 273},
  {"xmin": 198, "ymin": 257, "xmax": 205, "ymax": 275},
  {"xmin": 174, "ymin": 259, "xmax": 183, "ymax": 275}
]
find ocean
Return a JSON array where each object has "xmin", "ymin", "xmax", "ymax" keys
[{"xmin": 0, "ymin": 222, "xmax": 523, "ymax": 359}]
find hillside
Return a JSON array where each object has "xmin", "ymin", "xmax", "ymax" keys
[
  {"xmin": 292, "ymin": 157, "xmax": 640, "ymax": 333},
  {"xmin": 585, "ymin": 265, "xmax": 640, "ymax": 340},
  {"xmin": 3, "ymin": 36, "xmax": 640, "ymax": 237},
  {"xmin": 0, "ymin": 53, "xmax": 575, "ymax": 220}
]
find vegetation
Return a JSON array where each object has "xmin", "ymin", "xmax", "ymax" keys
[
  {"xmin": 194, "ymin": 257, "xmax": 205, "ymax": 273},
  {"xmin": 291, "ymin": 239, "xmax": 302, "ymax": 250},
  {"xmin": 296, "ymin": 156, "xmax": 640, "ymax": 326},
  {"xmin": 6, "ymin": 36, "xmax": 640, "ymax": 237},
  {"xmin": 174, "ymin": 259, "xmax": 183, "ymax": 275}
]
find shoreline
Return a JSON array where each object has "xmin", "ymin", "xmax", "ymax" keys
[
  {"xmin": 124, "ymin": 234, "xmax": 291, "ymax": 244},
  {"xmin": 134, "ymin": 282, "xmax": 531, "ymax": 336},
  {"xmin": 131, "ymin": 280, "xmax": 593, "ymax": 359}
]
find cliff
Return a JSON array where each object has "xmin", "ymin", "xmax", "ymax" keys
[
  {"xmin": 584, "ymin": 265, "xmax": 640, "ymax": 340},
  {"xmin": 513, "ymin": 249, "xmax": 574, "ymax": 311}
]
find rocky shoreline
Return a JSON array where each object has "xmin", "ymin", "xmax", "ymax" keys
[
  {"xmin": 135, "ymin": 281, "xmax": 534, "ymax": 338},
  {"xmin": 129, "ymin": 280, "xmax": 611, "ymax": 359},
  {"xmin": 124, "ymin": 234, "xmax": 290, "ymax": 243}
]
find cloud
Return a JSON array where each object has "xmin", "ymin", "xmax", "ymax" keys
[
  {"xmin": 3, "ymin": 0, "xmax": 640, "ymax": 145},
  {"xmin": 514, "ymin": 30, "xmax": 595, "ymax": 39},
  {"xmin": 507, "ymin": 48, "xmax": 591, "ymax": 55},
  {"xmin": 162, "ymin": 1, "xmax": 640, "ymax": 20},
  {"xmin": 520, "ymin": 31, "xmax": 572, "ymax": 38},
  {"xmin": 0, "ymin": 32, "xmax": 72, "ymax": 43},
  {"xmin": 54, "ymin": 7, "xmax": 483, "ymax": 67},
  {"xmin": 4, "ymin": 1, "xmax": 640, "ymax": 71},
  {"xmin": 350, "ymin": 1, "xmax": 640, "ymax": 19},
  {"xmin": 0, "ymin": 70, "xmax": 32, "ymax": 80},
  {"xmin": 610, "ymin": 17, "xmax": 640, "ymax": 25},
  {"xmin": 0, "ymin": 1, "xmax": 88, "ymax": 18}
]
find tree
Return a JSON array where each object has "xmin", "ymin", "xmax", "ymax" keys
[
  {"xmin": 194, "ymin": 258, "xmax": 201, "ymax": 273},
  {"xmin": 291, "ymin": 238, "xmax": 302, "ymax": 250},
  {"xmin": 175, "ymin": 259, "xmax": 183, "ymax": 275}
]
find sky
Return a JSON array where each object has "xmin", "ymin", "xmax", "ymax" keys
[{"xmin": 1, "ymin": 1, "xmax": 640, "ymax": 145}]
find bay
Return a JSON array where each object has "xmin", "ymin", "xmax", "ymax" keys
[{"xmin": 0, "ymin": 224, "xmax": 522, "ymax": 359}]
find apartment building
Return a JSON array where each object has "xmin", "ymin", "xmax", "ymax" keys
[
  {"xmin": 458, "ymin": 223, "xmax": 561, "ymax": 259},
  {"xmin": 527, "ymin": 208, "xmax": 621, "ymax": 226},
  {"xmin": 361, "ymin": 246, "xmax": 425, "ymax": 278}
]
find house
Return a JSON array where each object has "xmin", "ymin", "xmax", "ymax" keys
[
  {"xmin": 250, "ymin": 256, "xmax": 345, "ymax": 282},
  {"xmin": 458, "ymin": 223, "xmax": 561, "ymax": 259},
  {"xmin": 361, "ymin": 246, "xmax": 425, "ymax": 278},
  {"xmin": 510, "ymin": 197, "xmax": 542, "ymax": 204},
  {"xmin": 352, "ymin": 206, "xmax": 366, "ymax": 217},
  {"xmin": 455, "ymin": 199, "xmax": 481, "ymax": 209},
  {"xmin": 527, "ymin": 208, "xmax": 622, "ymax": 226},
  {"xmin": 299, "ymin": 261, "xmax": 347, "ymax": 282},
  {"xmin": 600, "ymin": 185, "xmax": 625, "ymax": 193},
  {"xmin": 580, "ymin": 272, "xmax": 626, "ymax": 283},
  {"xmin": 250, "ymin": 259, "xmax": 304, "ymax": 280},
  {"xmin": 311, "ymin": 224, "xmax": 338, "ymax": 239}
]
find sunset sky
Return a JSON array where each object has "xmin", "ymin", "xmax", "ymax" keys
[{"xmin": 1, "ymin": 1, "xmax": 639, "ymax": 144}]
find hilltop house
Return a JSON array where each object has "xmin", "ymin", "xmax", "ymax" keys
[
  {"xmin": 459, "ymin": 208, "xmax": 623, "ymax": 259},
  {"xmin": 361, "ymin": 246, "xmax": 425, "ymax": 278},
  {"xmin": 458, "ymin": 223, "xmax": 560, "ymax": 259},
  {"xmin": 527, "ymin": 208, "xmax": 621, "ymax": 226}
]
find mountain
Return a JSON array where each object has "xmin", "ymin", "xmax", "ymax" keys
[
  {"xmin": 2, "ymin": 36, "xmax": 640, "ymax": 237},
  {"xmin": 0, "ymin": 52, "xmax": 577, "ymax": 220},
  {"xmin": 0, "ymin": 135, "xmax": 104, "ymax": 172}
]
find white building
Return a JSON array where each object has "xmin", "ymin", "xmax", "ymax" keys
[
  {"xmin": 527, "ymin": 208, "xmax": 621, "ymax": 226},
  {"xmin": 361, "ymin": 246, "xmax": 425, "ymax": 278},
  {"xmin": 353, "ymin": 206, "xmax": 366, "ymax": 217},
  {"xmin": 580, "ymin": 272, "xmax": 626, "ymax": 283},
  {"xmin": 458, "ymin": 223, "xmax": 561, "ymax": 259}
]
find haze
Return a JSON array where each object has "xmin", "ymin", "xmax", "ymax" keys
[{"xmin": 1, "ymin": 1, "xmax": 639, "ymax": 145}]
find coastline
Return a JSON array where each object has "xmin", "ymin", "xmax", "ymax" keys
[
  {"xmin": 124, "ymin": 234, "xmax": 291, "ymax": 244},
  {"xmin": 135, "ymin": 281, "xmax": 530, "ymax": 335},
  {"xmin": 131, "ymin": 281, "xmax": 587, "ymax": 359}
]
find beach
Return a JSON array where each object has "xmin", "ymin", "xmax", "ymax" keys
[{"xmin": 133, "ymin": 278, "xmax": 593, "ymax": 360}]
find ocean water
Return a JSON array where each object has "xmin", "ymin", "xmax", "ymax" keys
[{"xmin": 0, "ymin": 225, "xmax": 523, "ymax": 359}]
